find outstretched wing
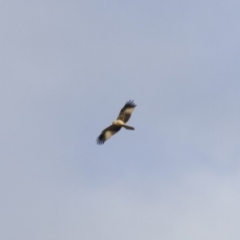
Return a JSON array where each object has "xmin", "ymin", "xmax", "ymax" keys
[
  {"xmin": 117, "ymin": 100, "xmax": 136, "ymax": 123},
  {"xmin": 96, "ymin": 125, "xmax": 121, "ymax": 145}
]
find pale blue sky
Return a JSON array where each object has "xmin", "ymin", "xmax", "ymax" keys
[{"xmin": 1, "ymin": 1, "xmax": 240, "ymax": 239}]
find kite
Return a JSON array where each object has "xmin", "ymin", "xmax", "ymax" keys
[{"xmin": 96, "ymin": 100, "xmax": 137, "ymax": 145}]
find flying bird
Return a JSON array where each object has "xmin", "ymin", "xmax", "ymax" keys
[{"xmin": 96, "ymin": 100, "xmax": 137, "ymax": 145}]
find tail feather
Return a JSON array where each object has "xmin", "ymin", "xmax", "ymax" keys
[{"xmin": 123, "ymin": 125, "xmax": 134, "ymax": 130}]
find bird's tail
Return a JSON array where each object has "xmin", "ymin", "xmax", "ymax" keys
[{"xmin": 123, "ymin": 124, "xmax": 135, "ymax": 130}]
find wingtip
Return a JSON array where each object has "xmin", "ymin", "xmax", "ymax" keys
[
  {"xmin": 126, "ymin": 99, "xmax": 137, "ymax": 107},
  {"xmin": 96, "ymin": 141, "xmax": 104, "ymax": 145},
  {"xmin": 96, "ymin": 137, "xmax": 104, "ymax": 145}
]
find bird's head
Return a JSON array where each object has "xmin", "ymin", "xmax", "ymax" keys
[{"xmin": 112, "ymin": 119, "xmax": 124, "ymax": 126}]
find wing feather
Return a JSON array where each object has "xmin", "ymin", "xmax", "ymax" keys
[
  {"xmin": 117, "ymin": 100, "xmax": 136, "ymax": 123},
  {"xmin": 96, "ymin": 125, "xmax": 121, "ymax": 145}
]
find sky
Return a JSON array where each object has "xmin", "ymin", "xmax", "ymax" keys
[{"xmin": 1, "ymin": 1, "xmax": 240, "ymax": 239}]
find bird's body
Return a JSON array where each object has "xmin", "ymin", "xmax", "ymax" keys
[{"xmin": 96, "ymin": 100, "xmax": 136, "ymax": 145}]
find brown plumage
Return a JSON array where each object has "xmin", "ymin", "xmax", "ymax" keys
[{"xmin": 96, "ymin": 100, "xmax": 136, "ymax": 145}]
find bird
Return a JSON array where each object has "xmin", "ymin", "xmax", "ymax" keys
[{"xmin": 96, "ymin": 100, "xmax": 137, "ymax": 145}]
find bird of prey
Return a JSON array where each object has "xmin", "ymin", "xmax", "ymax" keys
[{"xmin": 96, "ymin": 100, "xmax": 137, "ymax": 145}]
